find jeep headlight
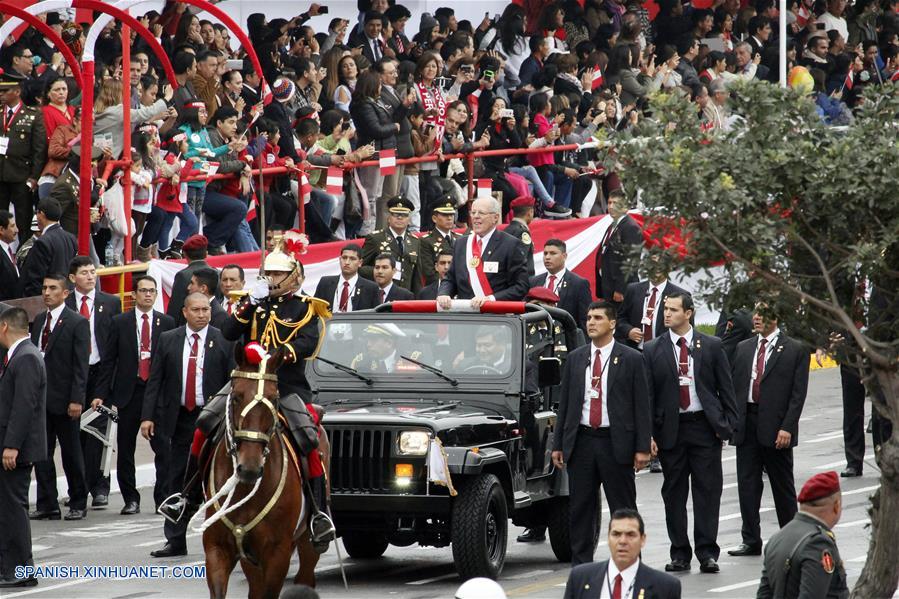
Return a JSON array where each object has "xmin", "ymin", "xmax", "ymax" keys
[{"xmin": 397, "ymin": 431, "xmax": 430, "ymax": 455}]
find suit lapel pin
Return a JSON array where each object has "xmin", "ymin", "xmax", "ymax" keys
[
  {"xmin": 695, "ymin": 338, "xmax": 702, "ymax": 349},
  {"xmin": 777, "ymin": 346, "xmax": 783, "ymax": 352},
  {"xmin": 208, "ymin": 340, "xmax": 214, "ymax": 348},
  {"xmin": 98, "ymin": 305, "xmax": 104, "ymax": 313},
  {"xmin": 583, "ymin": 584, "xmax": 590, "ymax": 590},
  {"xmin": 613, "ymin": 356, "xmax": 619, "ymax": 365}
]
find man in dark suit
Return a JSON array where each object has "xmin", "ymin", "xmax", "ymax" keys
[
  {"xmin": 715, "ymin": 289, "xmax": 754, "ymax": 366},
  {"xmin": 29, "ymin": 273, "xmax": 90, "ymax": 521},
  {"xmin": 373, "ymin": 253, "xmax": 415, "ymax": 303},
  {"xmin": 438, "ymin": 197, "xmax": 530, "ymax": 305},
  {"xmin": 165, "ymin": 234, "xmax": 209, "ymax": 322},
  {"xmin": 594, "ymin": 190, "xmax": 643, "ymax": 305},
  {"xmin": 314, "ymin": 244, "xmax": 380, "ymax": 312},
  {"xmin": 418, "ymin": 197, "xmax": 460, "ymax": 286},
  {"xmin": 728, "ymin": 305, "xmax": 809, "ymax": 557},
  {"xmin": 21, "ymin": 199, "xmax": 77, "ymax": 297},
  {"xmin": 360, "ymin": 11, "xmax": 389, "ymax": 65},
  {"xmin": 643, "ymin": 291, "xmax": 737, "ymax": 573},
  {"xmin": 616, "ymin": 268, "xmax": 690, "ymax": 351},
  {"xmin": 94, "ymin": 275, "xmax": 175, "ymax": 515},
  {"xmin": 0, "ymin": 211, "xmax": 21, "ymax": 300},
  {"xmin": 66, "ymin": 255, "xmax": 121, "ymax": 508},
  {"xmin": 0, "ymin": 308, "xmax": 46, "ymax": 589},
  {"xmin": 418, "ymin": 249, "xmax": 453, "ymax": 300},
  {"xmin": 564, "ymin": 509, "xmax": 681, "ymax": 599},
  {"xmin": 504, "ymin": 196, "xmax": 536, "ymax": 276},
  {"xmin": 530, "ymin": 238, "xmax": 592, "ymax": 331},
  {"xmin": 141, "ymin": 292, "xmax": 233, "ymax": 557},
  {"xmin": 361, "ymin": 197, "xmax": 422, "ymax": 293},
  {"xmin": 0, "ymin": 70, "xmax": 47, "ymax": 243},
  {"xmin": 552, "ymin": 300, "xmax": 652, "ymax": 566},
  {"xmin": 186, "ymin": 267, "xmax": 228, "ymax": 329}
]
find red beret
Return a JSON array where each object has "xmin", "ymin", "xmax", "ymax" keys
[
  {"xmin": 182, "ymin": 234, "xmax": 209, "ymax": 252},
  {"xmin": 526, "ymin": 286, "xmax": 560, "ymax": 304},
  {"xmin": 510, "ymin": 195, "xmax": 536, "ymax": 208},
  {"xmin": 797, "ymin": 471, "xmax": 840, "ymax": 503}
]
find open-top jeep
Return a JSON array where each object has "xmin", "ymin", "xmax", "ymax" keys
[{"xmin": 308, "ymin": 300, "xmax": 589, "ymax": 579}]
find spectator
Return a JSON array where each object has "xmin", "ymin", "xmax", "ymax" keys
[{"xmin": 203, "ymin": 106, "xmax": 253, "ymax": 254}]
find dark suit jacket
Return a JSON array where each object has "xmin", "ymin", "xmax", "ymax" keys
[
  {"xmin": 0, "ymin": 339, "xmax": 47, "ymax": 465},
  {"xmin": 505, "ymin": 219, "xmax": 535, "ymax": 276},
  {"xmin": 314, "ymin": 275, "xmax": 380, "ymax": 311},
  {"xmin": 530, "ymin": 270, "xmax": 592, "ymax": 331},
  {"xmin": 564, "ymin": 560, "xmax": 681, "ymax": 599},
  {"xmin": 417, "ymin": 281, "xmax": 440, "ymax": 300},
  {"xmin": 438, "ymin": 230, "xmax": 530, "ymax": 301},
  {"xmin": 731, "ymin": 333, "xmax": 809, "ymax": 448},
  {"xmin": 715, "ymin": 307, "xmax": 753, "ymax": 366},
  {"xmin": 141, "ymin": 326, "xmax": 233, "ymax": 439},
  {"xmin": 615, "ymin": 280, "xmax": 689, "ymax": 349},
  {"xmin": 65, "ymin": 290, "xmax": 122, "ymax": 363},
  {"xmin": 383, "ymin": 284, "xmax": 415, "ymax": 302},
  {"xmin": 552, "ymin": 341, "xmax": 652, "ymax": 465},
  {"xmin": 0, "ymin": 246, "xmax": 21, "ymax": 301},
  {"xmin": 21, "ymin": 223, "xmax": 78, "ymax": 297},
  {"xmin": 30, "ymin": 307, "xmax": 90, "ymax": 414},
  {"xmin": 95, "ymin": 310, "xmax": 176, "ymax": 408},
  {"xmin": 643, "ymin": 331, "xmax": 738, "ymax": 450},
  {"xmin": 167, "ymin": 259, "xmax": 209, "ymax": 323},
  {"xmin": 594, "ymin": 215, "xmax": 643, "ymax": 301},
  {"xmin": 210, "ymin": 300, "xmax": 228, "ymax": 330}
]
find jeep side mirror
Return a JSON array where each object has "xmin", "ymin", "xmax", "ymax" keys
[{"xmin": 537, "ymin": 356, "xmax": 562, "ymax": 388}]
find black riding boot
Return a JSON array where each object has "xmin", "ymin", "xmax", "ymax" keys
[{"xmin": 306, "ymin": 476, "xmax": 335, "ymax": 554}]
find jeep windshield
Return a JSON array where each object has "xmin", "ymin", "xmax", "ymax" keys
[{"xmin": 315, "ymin": 317, "xmax": 516, "ymax": 379}]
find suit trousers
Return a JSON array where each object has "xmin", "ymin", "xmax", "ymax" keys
[
  {"xmin": 736, "ymin": 407, "xmax": 797, "ymax": 547},
  {"xmin": 841, "ymin": 366, "xmax": 866, "ymax": 472},
  {"xmin": 81, "ymin": 364, "xmax": 110, "ymax": 498},
  {"xmin": 35, "ymin": 412, "xmax": 88, "ymax": 512},
  {"xmin": 658, "ymin": 413, "xmax": 722, "ymax": 562},
  {"xmin": 163, "ymin": 406, "xmax": 200, "ymax": 548},
  {"xmin": 0, "ymin": 465, "xmax": 34, "ymax": 578},
  {"xmin": 0, "ymin": 182, "xmax": 35, "ymax": 244},
  {"xmin": 116, "ymin": 383, "xmax": 146, "ymax": 506},
  {"xmin": 567, "ymin": 427, "xmax": 636, "ymax": 566}
]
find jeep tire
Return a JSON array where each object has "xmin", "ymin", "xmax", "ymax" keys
[
  {"xmin": 342, "ymin": 532, "xmax": 389, "ymax": 559},
  {"xmin": 451, "ymin": 474, "xmax": 508, "ymax": 579}
]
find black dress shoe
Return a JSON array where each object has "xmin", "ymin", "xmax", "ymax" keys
[
  {"xmin": 28, "ymin": 509, "xmax": 61, "ymax": 520},
  {"xmin": 0, "ymin": 576, "xmax": 38, "ymax": 588},
  {"xmin": 120, "ymin": 502, "xmax": 141, "ymax": 515},
  {"xmin": 516, "ymin": 528, "xmax": 547, "ymax": 543},
  {"xmin": 151, "ymin": 543, "xmax": 187, "ymax": 558},
  {"xmin": 700, "ymin": 558, "xmax": 720, "ymax": 573},
  {"xmin": 650, "ymin": 457, "xmax": 663, "ymax": 473},
  {"xmin": 841, "ymin": 466, "xmax": 862, "ymax": 478},
  {"xmin": 665, "ymin": 560, "xmax": 691, "ymax": 572},
  {"xmin": 92, "ymin": 494, "xmax": 109, "ymax": 508},
  {"xmin": 728, "ymin": 544, "xmax": 762, "ymax": 556},
  {"xmin": 64, "ymin": 508, "xmax": 87, "ymax": 520}
]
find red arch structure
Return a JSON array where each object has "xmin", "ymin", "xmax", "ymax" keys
[{"xmin": 0, "ymin": 4, "xmax": 84, "ymax": 82}]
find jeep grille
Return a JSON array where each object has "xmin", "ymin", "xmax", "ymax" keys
[{"xmin": 328, "ymin": 427, "xmax": 396, "ymax": 493}]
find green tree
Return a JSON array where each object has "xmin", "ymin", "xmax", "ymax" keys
[{"xmin": 611, "ymin": 81, "xmax": 899, "ymax": 598}]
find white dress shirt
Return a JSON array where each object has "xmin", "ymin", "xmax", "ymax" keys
[
  {"xmin": 640, "ymin": 280, "xmax": 667, "ymax": 348},
  {"xmin": 379, "ymin": 282, "xmax": 393, "ymax": 301},
  {"xmin": 75, "ymin": 289, "xmax": 101, "ymax": 365},
  {"xmin": 181, "ymin": 326, "xmax": 208, "ymax": 407},
  {"xmin": 748, "ymin": 327, "xmax": 780, "ymax": 403},
  {"xmin": 581, "ymin": 339, "xmax": 614, "ymax": 427},
  {"xmin": 135, "ymin": 308, "xmax": 154, "ymax": 355},
  {"xmin": 333, "ymin": 273, "xmax": 359, "ymax": 311},
  {"xmin": 669, "ymin": 327, "xmax": 702, "ymax": 412},
  {"xmin": 0, "ymin": 240, "xmax": 17, "ymax": 275},
  {"xmin": 600, "ymin": 559, "xmax": 640, "ymax": 599}
]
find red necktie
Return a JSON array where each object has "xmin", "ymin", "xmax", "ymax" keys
[
  {"xmin": 80, "ymin": 296, "xmax": 91, "ymax": 319},
  {"xmin": 752, "ymin": 338, "xmax": 767, "ymax": 403},
  {"xmin": 547, "ymin": 274, "xmax": 557, "ymax": 292},
  {"xmin": 677, "ymin": 337, "xmax": 691, "ymax": 410},
  {"xmin": 589, "ymin": 349, "xmax": 603, "ymax": 428},
  {"xmin": 339, "ymin": 281, "xmax": 350, "ymax": 312},
  {"xmin": 139, "ymin": 314, "xmax": 151, "ymax": 381},
  {"xmin": 612, "ymin": 573, "xmax": 622, "ymax": 599},
  {"xmin": 643, "ymin": 286, "xmax": 658, "ymax": 342},
  {"xmin": 379, "ymin": 289, "xmax": 385, "ymax": 304},
  {"xmin": 41, "ymin": 313, "xmax": 52, "ymax": 351},
  {"xmin": 8, "ymin": 247, "xmax": 15, "ymax": 266},
  {"xmin": 184, "ymin": 333, "xmax": 200, "ymax": 411},
  {"xmin": 473, "ymin": 236, "xmax": 483, "ymax": 262},
  {"xmin": 227, "ymin": 302, "xmax": 233, "ymax": 315}
]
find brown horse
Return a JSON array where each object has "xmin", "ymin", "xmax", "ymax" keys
[{"xmin": 201, "ymin": 344, "xmax": 329, "ymax": 599}]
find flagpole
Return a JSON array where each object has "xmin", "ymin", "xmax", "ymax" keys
[
  {"xmin": 258, "ymin": 160, "xmax": 266, "ymax": 273},
  {"xmin": 779, "ymin": 0, "xmax": 787, "ymax": 87}
]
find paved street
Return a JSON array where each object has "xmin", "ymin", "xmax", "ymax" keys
[{"xmin": 6, "ymin": 367, "xmax": 891, "ymax": 599}]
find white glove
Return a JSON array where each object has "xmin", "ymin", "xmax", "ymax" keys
[{"xmin": 249, "ymin": 278, "xmax": 270, "ymax": 304}]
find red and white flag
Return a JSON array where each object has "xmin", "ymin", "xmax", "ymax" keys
[
  {"xmin": 247, "ymin": 191, "xmax": 258, "ymax": 222},
  {"xmin": 299, "ymin": 172, "xmax": 312, "ymax": 204},
  {"xmin": 592, "ymin": 65, "xmax": 604, "ymax": 91},
  {"xmin": 844, "ymin": 69, "xmax": 854, "ymax": 91},
  {"xmin": 379, "ymin": 148, "xmax": 396, "ymax": 175},
  {"xmin": 477, "ymin": 179, "xmax": 493, "ymax": 199},
  {"xmin": 326, "ymin": 166, "xmax": 343, "ymax": 195},
  {"xmin": 262, "ymin": 81, "xmax": 273, "ymax": 106}
]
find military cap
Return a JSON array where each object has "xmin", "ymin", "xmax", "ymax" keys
[
  {"xmin": 387, "ymin": 196, "xmax": 415, "ymax": 215},
  {"xmin": 526, "ymin": 286, "xmax": 560, "ymax": 304},
  {"xmin": 182, "ymin": 234, "xmax": 209, "ymax": 252},
  {"xmin": 364, "ymin": 323, "xmax": 405, "ymax": 338},
  {"xmin": 432, "ymin": 195, "xmax": 457, "ymax": 214},
  {"xmin": 798, "ymin": 471, "xmax": 840, "ymax": 503},
  {"xmin": 0, "ymin": 68, "xmax": 26, "ymax": 89},
  {"xmin": 509, "ymin": 195, "xmax": 536, "ymax": 209}
]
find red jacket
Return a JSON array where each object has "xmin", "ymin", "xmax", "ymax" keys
[
  {"xmin": 255, "ymin": 142, "xmax": 288, "ymax": 193},
  {"xmin": 156, "ymin": 156, "xmax": 203, "ymax": 213}
]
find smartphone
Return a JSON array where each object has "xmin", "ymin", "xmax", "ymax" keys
[
  {"xmin": 319, "ymin": 5, "xmax": 329, "ymax": 13},
  {"xmin": 225, "ymin": 59, "xmax": 243, "ymax": 71},
  {"xmin": 500, "ymin": 108, "xmax": 514, "ymax": 119},
  {"xmin": 483, "ymin": 69, "xmax": 495, "ymax": 81}
]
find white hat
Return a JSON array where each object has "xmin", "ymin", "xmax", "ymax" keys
[{"xmin": 455, "ymin": 578, "xmax": 507, "ymax": 599}]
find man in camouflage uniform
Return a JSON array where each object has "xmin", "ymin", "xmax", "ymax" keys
[
  {"xmin": 757, "ymin": 471, "xmax": 849, "ymax": 599},
  {"xmin": 361, "ymin": 196, "xmax": 422, "ymax": 293},
  {"xmin": 504, "ymin": 196, "xmax": 536, "ymax": 277},
  {"xmin": 418, "ymin": 196, "xmax": 461, "ymax": 286}
]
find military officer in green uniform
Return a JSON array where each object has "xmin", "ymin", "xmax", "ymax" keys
[
  {"xmin": 0, "ymin": 70, "xmax": 47, "ymax": 241},
  {"xmin": 419, "ymin": 195, "xmax": 461, "ymax": 286},
  {"xmin": 361, "ymin": 196, "xmax": 422, "ymax": 293},
  {"xmin": 349, "ymin": 323, "xmax": 420, "ymax": 373},
  {"xmin": 504, "ymin": 195, "xmax": 536, "ymax": 276},
  {"xmin": 757, "ymin": 471, "xmax": 849, "ymax": 599}
]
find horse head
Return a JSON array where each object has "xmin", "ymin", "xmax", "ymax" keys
[{"xmin": 229, "ymin": 342, "xmax": 289, "ymax": 485}]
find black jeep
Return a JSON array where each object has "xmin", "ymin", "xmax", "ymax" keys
[{"xmin": 308, "ymin": 300, "xmax": 588, "ymax": 579}]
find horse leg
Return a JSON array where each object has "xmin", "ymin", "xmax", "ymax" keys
[
  {"xmin": 204, "ymin": 537, "xmax": 236, "ymax": 599},
  {"xmin": 294, "ymin": 527, "xmax": 321, "ymax": 587},
  {"xmin": 252, "ymin": 538, "xmax": 295, "ymax": 599}
]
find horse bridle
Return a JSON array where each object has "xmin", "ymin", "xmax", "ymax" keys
[{"xmin": 228, "ymin": 355, "xmax": 280, "ymax": 458}]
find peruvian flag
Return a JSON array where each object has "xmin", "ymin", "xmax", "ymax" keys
[
  {"xmin": 299, "ymin": 171, "xmax": 312, "ymax": 204},
  {"xmin": 592, "ymin": 65, "xmax": 604, "ymax": 91},
  {"xmin": 247, "ymin": 191, "xmax": 258, "ymax": 222},
  {"xmin": 326, "ymin": 166, "xmax": 343, "ymax": 195},
  {"xmin": 477, "ymin": 179, "xmax": 493, "ymax": 199},
  {"xmin": 844, "ymin": 69, "xmax": 854, "ymax": 91},
  {"xmin": 379, "ymin": 149, "xmax": 396, "ymax": 175},
  {"xmin": 262, "ymin": 81, "xmax": 273, "ymax": 106}
]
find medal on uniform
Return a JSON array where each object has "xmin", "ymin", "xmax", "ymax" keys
[{"xmin": 469, "ymin": 256, "xmax": 480, "ymax": 268}]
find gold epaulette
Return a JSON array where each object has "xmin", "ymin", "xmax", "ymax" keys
[{"xmin": 301, "ymin": 295, "xmax": 333, "ymax": 320}]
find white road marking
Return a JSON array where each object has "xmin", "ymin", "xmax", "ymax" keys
[
  {"xmin": 814, "ymin": 460, "xmax": 847, "ymax": 469},
  {"xmin": 807, "ymin": 432, "xmax": 846, "ymax": 444},
  {"xmin": 723, "ymin": 482, "xmax": 739, "ymax": 490},
  {"xmin": 505, "ymin": 569, "xmax": 553, "ymax": 580},
  {"xmin": 3, "ymin": 578, "xmax": 93, "ymax": 597},
  {"xmin": 835, "ymin": 518, "xmax": 870, "ymax": 529},
  {"xmin": 721, "ymin": 507, "xmax": 773, "ymax": 521},
  {"xmin": 709, "ymin": 578, "xmax": 760, "ymax": 593},
  {"xmin": 406, "ymin": 573, "xmax": 458, "ymax": 585},
  {"xmin": 842, "ymin": 485, "xmax": 880, "ymax": 497}
]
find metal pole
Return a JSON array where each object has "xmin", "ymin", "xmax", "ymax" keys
[
  {"xmin": 258, "ymin": 162, "xmax": 266, "ymax": 272},
  {"xmin": 122, "ymin": 24, "xmax": 133, "ymax": 263},
  {"xmin": 78, "ymin": 61, "xmax": 95, "ymax": 256},
  {"xmin": 779, "ymin": 0, "xmax": 787, "ymax": 87}
]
